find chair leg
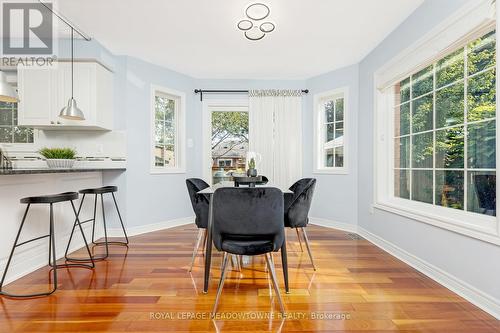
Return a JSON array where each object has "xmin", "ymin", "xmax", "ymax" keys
[
  {"xmin": 281, "ymin": 241, "xmax": 289, "ymax": 293},
  {"xmin": 100, "ymin": 194, "xmax": 110, "ymax": 259},
  {"xmin": 69, "ymin": 200, "xmax": 95, "ymax": 268},
  {"xmin": 295, "ymin": 228, "xmax": 303, "ymax": 252},
  {"xmin": 91, "ymin": 194, "xmax": 98, "ymax": 244},
  {"xmin": 265, "ymin": 253, "xmax": 285, "ymax": 315},
  {"xmin": 201, "ymin": 229, "xmax": 207, "ymax": 254},
  {"xmin": 111, "ymin": 192, "xmax": 129, "ymax": 244},
  {"xmin": 0, "ymin": 205, "xmax": 31, "ymax": 294},
  {"xmin": 189, "ymin": 229, "xmax": 204, "ymax": 272},
  {"xmin": 301, "ymin": 228, "xmax": 316, "ymax": 271},
  {"xmin": 65, "ymin": 194, "xmax": 86, "ymax": 259},
  {"xmin": 212, "ymin": 252, "xmax": 229, "ymax": 316}
]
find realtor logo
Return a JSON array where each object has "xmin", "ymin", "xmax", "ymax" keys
[{"xmin": 2, "ymin": 2, "xmax": 53, "ymax": 55}]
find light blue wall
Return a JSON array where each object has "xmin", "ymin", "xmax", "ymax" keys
[
  {"xmin": 304, "ymin": 65, "xmax": 359, "ymax": 225},
  {"xmin": 358, "ymin": 0, "xmax": 500, "ymax": 302},
  {"xmin": 122, "ymin": 57, "xmax": 196, "ymax": 227}
]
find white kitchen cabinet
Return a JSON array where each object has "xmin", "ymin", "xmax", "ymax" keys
[{"xmin": 18, "ymin": 61, "xmax": 114, "ymax": 130}]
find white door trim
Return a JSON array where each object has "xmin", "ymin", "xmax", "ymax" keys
[{"xmin": 201, "ymin": 98, "xmax": 249, "ymax": 184}]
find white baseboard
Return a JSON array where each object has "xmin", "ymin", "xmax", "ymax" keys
[
  {"xmin": 309, "ymin": 217, "xmax": 358, "ymax": 233},
  {"xmin": 107, "ymin": 216, "xmax": 194, "ymax": 237},
  {"xmin": 312, "ymin": 218, "xmax": 500, "ymax": 320}
]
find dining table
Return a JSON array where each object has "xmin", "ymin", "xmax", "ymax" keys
[{"xmin": 198, "ymin": 182, "xmax": 293, "ymax": 294}]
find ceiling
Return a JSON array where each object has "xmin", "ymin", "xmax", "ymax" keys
[{"xmin": 57, "ymin": 0, "xmax": 424, "ymax": 80}]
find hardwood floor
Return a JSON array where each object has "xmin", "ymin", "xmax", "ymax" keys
[{"xmin": 0, "ymin": 224, "xmax": 498, "ymax": 332}]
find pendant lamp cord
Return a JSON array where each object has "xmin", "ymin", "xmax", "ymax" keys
[{"xmin": 71, "ymin": 27, "xmax": 74, "ymax": 99}]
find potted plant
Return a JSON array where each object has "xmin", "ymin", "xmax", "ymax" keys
[
  {"xmin": 247, "ymin": 157, "xmax": 257, "ymax": 177},
  {"xmin": 39, "ymin": 147, "xmax": 77, "ymax": 169}
]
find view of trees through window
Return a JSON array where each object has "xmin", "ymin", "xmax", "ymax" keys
[
  {"xmin": 323, "ymin": 96, "xmax": 344, "ymax": 168},
  {"xmin": 394, "ymin": 30, "xmax": 496, "ymax": 216},
  {"xmin": 211, "ymin": 111, "xmax": 248, "ymax": 184},
  {"xmin": 154, "ymin": 94, "xmax": 176, "ymax": 167},
  {"xmin": 0, "ymin": 102, "xmax": 34, "ymax": 144}
]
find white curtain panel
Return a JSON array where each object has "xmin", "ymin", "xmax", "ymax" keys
[{"xmin": 249, "ymin": 90, "xmax": 303, "ymax": 189}]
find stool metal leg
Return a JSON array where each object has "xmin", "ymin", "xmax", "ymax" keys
[
  {"xmin": 51, "ymin": 201, "xmax": 95, "ymax": 269},
  {"xmin": 48, "ymin": 203, "xmax": 58, "ymax": 294},
  {"xmin": 64, "ymin": 194, "xmax": 86, "ymax": 259},
  {"xmin": 0, "ymin": 204, "xmax": 32, "ymax": 295},
  {"xmin": 91, "ymin": 194, "xmax": 98, "ymax": 244},
  {"xmin": 111, "ymin": 192, "xmax": 129, "ymax": 244},
  {"xmin": 100, "ymin": 193, "xmax": 110, "ymax": 259},
  {"xmin": 0, "ymin": 204, "xmax": 59, "ymax": 298},
  {"xmin": 93, "ymin": 192, "xmax": 129, "ymax": 248}
]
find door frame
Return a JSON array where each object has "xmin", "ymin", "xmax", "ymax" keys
[{"xmin": 202, "ymin": 98, "xmax": 249, "ymax": 184}]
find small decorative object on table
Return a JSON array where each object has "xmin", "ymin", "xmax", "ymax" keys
[
  {"xmin": 39, "ymin": 147, "xmax": 77, "ymax": 169},
  {"xmin": 247, "ymin": 157, "xmax": 257, "ymax": 177}
]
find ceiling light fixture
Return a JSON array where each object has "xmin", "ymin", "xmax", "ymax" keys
[
  {"xmin": 245, "ymin": 3, "xmax": 270, "ymax": 20},
  {"xmin": 237, "ymin": 3, "xmax": 275, "ymax": 41},
  {"xmin": 59, "ymin": 28, "xmax": 85, "ymax": 121}
]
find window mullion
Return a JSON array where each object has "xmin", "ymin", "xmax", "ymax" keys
[
  {"xmin": 409, "ymin": 76, "xmax": 413, "ymax": 200},
  {"xmin": 463, "ymin": 45, "xmax": 469, "ymax": 212},
  {"xmin": 432, "ymin": 63, "xmax": 437, "ymax": 206}
]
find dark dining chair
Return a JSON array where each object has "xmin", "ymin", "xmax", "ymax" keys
[
  {"xmin": 284, "ymin": 178, "xmax": 317, "ymax": 270},
  {"xmin": 185, "ymin": 178, "xmax": 210, "ymax": 272},
  {"xmin": 211, "ymin": 187, "xmax": 285, "ymax": 315}
]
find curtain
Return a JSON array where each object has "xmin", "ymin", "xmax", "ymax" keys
[{"xmin": 248, "ymin": 90, "xmax": 303, "ymax": 189}]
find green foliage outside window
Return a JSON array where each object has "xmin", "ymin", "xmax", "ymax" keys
[{"xmin": 394, "ymin": 30, "xmax": 497, "ymax": 216}]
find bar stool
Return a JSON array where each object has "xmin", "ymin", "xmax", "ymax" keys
[
  {"xmin": 65, "ymin": 186, "xmax": 128, "ymax": 262},
  {"xmin": 0, "ymin": 192, "xmax": 95, "ymax": 298}
]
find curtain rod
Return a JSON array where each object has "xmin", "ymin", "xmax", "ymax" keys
[
  {"xmin": 38, "ymin": 0, "xmax": 92, "ymax": 41},
  {"xmin": 194, "ymin": 89, "xmax": 309, "ymax": 101}
]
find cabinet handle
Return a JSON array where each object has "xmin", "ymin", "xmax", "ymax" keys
[
  {"xmin": 50, "ymin": 121, "xmax": 54, "ymax": 124},
  {"xmin": 57, "ymin": 121, "xmax": 61, "ymax": 125}
]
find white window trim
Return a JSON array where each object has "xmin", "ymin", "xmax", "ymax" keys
[
  {"xmin": 150, "ymin": 84, "xmax": 186, "ymax": 174},
  {"xmin": 313, "ymin": 87, "xmax": 349, "ymax": 174},
  {"xmin": 373, "ymin": 0, "xmax": 500, "ymax": 245},
  {"xmin": 202, "ymin": 98, "xmax": 249, "ymax": 184}
]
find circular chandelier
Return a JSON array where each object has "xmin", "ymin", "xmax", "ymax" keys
[{"xmin": 237, "ymin": 3, "xmax": 275, "ymax": 41}]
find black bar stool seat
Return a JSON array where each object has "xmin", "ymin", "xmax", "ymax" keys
[
  {"xmin": 79, "ymin": 186, "xmax": 117, "ymax": 194},
  {"xmin": 20, "ymin": 192, "xmax": 79, "ymax": 204},
  {"xmin": 65, "ymin": 185, "xmax": 128, "ymax": 263},
  {"xmin": 0, "ymin": 192, "xmax": 94, "ymax": 298}
]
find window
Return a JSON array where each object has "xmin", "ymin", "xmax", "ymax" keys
[
  {"xmin": 0, "ymin": 101, "xmax": 34, "ymax": 144},
  {"xmin": 374, "ymin": 12, "xmax": 499, "ymax": 244},
  {"xmin": 218, "ymin": 159, "xmax": 233, "ymax": 167},
  {"xmin": 314, "ymin": 88, "xmax": 348, "ymax": 173},
  {"xmin": 393, "ymin": 30, "xmax": 496, "ymax": 216},
  {"xmin": 150, "ymin": 86, "xmax": 185, "ymax": 173}
]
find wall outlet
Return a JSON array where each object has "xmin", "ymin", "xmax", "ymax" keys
[{"xmin": 187, "ymin": 139, "xmax": 194, "ymax": 148}]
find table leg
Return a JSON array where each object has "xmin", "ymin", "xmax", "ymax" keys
[
  {"xmin": 281, "ymin": 241, "xmax": 289, "ymax": 293},
  {"xmin": 203, "ymin": 197, "xmax": 214, "ymax": 293}
]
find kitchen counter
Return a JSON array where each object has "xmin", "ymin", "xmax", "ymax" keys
[{"xmin": 0, "ymin": 168, "xmax": 126, "ymax": 175}]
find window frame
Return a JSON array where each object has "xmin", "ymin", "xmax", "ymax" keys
[
  {"xmin": 0, "ymin": 80, "xmax": 37, "ymax": 151},
  {"xmin": 150, "ymin": 85, "xmax": 186, "ymax": 174},
  {"xmin": 313, "ymin": 87, "xmax": 349, "ymax": 175},
  {"xmin": 373, "ymin": 0, "xmax": 500, "ymax": 245}
]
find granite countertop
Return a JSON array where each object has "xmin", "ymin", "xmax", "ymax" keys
[{"xmin": 0, "ymin": 168, "xmax": 126, "ymax": 175}]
